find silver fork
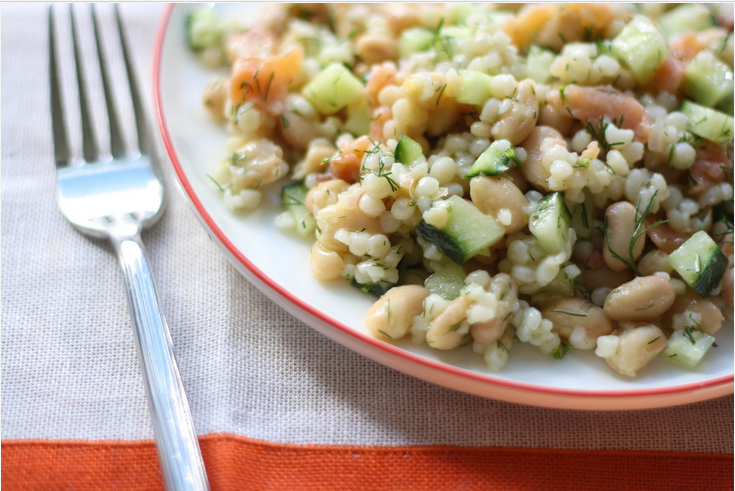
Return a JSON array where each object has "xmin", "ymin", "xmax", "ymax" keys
[{"xmin": 49, "ymin": 5, "xmax": 209, "ymax": 490}]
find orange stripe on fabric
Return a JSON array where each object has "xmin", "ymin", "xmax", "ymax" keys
[{"xmin": 2, "ymin": 435, "xmax": 733, "ymax": 491}]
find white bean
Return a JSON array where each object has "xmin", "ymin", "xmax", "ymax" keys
[
  {"xmin": 365, "ymin": 286, "xmax": 430, "ymax": 341},
  {"xmin": 604, "ymin": 323, "xmax": 667, "ymax": 377},
  {"xmin": 603, "ymin": 276, "xmax": 676, "ymax": 321}
]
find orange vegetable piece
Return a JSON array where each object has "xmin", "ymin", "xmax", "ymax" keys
[{"xmin": 229, "ymin": 46, "xmax": 303, "ymax": 111}]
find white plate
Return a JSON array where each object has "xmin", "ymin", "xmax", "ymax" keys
[{"xmin": 154, "ymin": 3, "xmax": 733, "ymax": 410}]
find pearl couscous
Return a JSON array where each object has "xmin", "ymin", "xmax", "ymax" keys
[{"xmin": 191, "ymin": 3, "xmax": 734, "ymax": 377}]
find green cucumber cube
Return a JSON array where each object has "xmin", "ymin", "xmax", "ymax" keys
[
  {"xmin": 303, "ymin": 64, "xmax": 364, "ymax": 115},
  {"xmin": 527, "ymin": 45, "xmax": 556, "ymax": 84},
  {"xmin": 680, "ymin": 101, "xmax": 734, "ymax": 144},
  {"xmin": 668, "ymin": 230, "xmax": 729, "ymax": 297},
  {"xmin": 464, "ymin": 140, "xmax": 520, "ymax": 178},
  {"xmin": 456, "ymin": 70, "xmax": 494, "ymax": 106},
  {"xmin": 529, "ymin": 192, "xmax": 572, "ymax": 254},
  {"xmin": 683, "ymin": 50, "xmax": 734, "ymax": 108},
  {"xmin": 344, "ymin": 96, "xmax": 371, "ymax": 137},
  {"xmin": 394, "ymin": 134, "xmax": 424, "ymax": 165},
  {"xmin": 281, "ymin": 182, "xmax": 316, "ymax": 238},
  {"xmin": 187, "ymin": 9, "xmax": 222, "ymax": 50},
  {"xmin": 660, "ymin": 4, "xmax": 715, "ymax": 36},
  {"xmin": 661, "ymin": 328, "xmax": 716, "ymax": 368},
  {"xmin": 612, "ymin": 15, "xmax": 668, "ymax": 85},
  {"xmin": 398, "ymin": 28, "xmax": 434, "ymax": 59},
  {"xmin": 425, "ymin": 261, "xmax": 467, "ymax": 300},
  {"xmin": 415, "ymin": 196, "xmax": 505, "ymax": 264}
]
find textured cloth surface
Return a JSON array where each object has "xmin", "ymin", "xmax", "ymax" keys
[
  {"xmin": 3, "ymin": 437, "xmax": 734, "ymax": 491},
  {"xmin": 2, "ymin": 2, "xmax": 733, "ymax": 454}
]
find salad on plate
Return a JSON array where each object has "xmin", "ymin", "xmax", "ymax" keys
[{"xmin": 186, "ymin": 3, "xmax": 734, "ymax": 379}]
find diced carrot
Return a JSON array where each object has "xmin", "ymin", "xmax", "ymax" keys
[
  {"xmin": 229, "ymin": 46, "xmax": 303, "ymax": 112},
  {"xmin": 561, "ymin": 85, "xmax": 653, "ymax": 143},
  {"xmin": 644, "ymin": 214, "xmax": 690, "ymax": 254},
  {"xmin": 326, "ymin": 136, "xmax": 372, "ymax": 184},
  {"xmin": 369, "ymin": 107, "xmax": 392, "ymax": 142},
  {"xmin": 647, "ymin": 56, "xmax": 687, "ymax": 95},
  {"xmin": 365, "ymin": 63, "xmax": 397, "ymax": 109},
  {"xmin": 569, "ymin": 3, "xmax": 612, "ymax": 32},
  {"xmin": 669, "ymin": 33, "xmax": 706, "ymax": 63},
  {"xmin": 502, "ymin": 4, "xmax": 555, "ymax": 50},
  {"xmin": 687, "ymin": 141, "xmax": 733, "ymax": 194}
]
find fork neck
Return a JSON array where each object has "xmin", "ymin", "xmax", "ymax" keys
[{"xmin": 106, "ymin": 217, "xmax": 143, "ymax": 243}]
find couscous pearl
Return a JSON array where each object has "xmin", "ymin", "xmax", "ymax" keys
[
  {"xmin": 430, "ymin": 157, "xmax": 457, "ymax": 183},
  {"xmin": 415, "ymin": 176, "xmax": 440, "ymax": 197},
  {"xmin": 391, "ymin": 198, "xmax": 415, "ymax": 221},
  {"xmin": 669, "ymin": 142, "xmax": 696, "ymax": 170},
  {"xmin": 550, "ymin": 160, "xmax": 573, "ymax": 180},
  {"xmin": 359, "ymin": 194, "xmax": 387, "ymax": 217},
  {"xmin": 367, "ymin": 234, "xmax": 391, "ymax": 257},
  {"xmin": 379, "ymin": 211, "xmax": 401, "ymax": 234}
]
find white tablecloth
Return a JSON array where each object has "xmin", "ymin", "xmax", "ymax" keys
[{"xmin": 2, "ymin": 3, "xmax": 732, "ymax": 455}]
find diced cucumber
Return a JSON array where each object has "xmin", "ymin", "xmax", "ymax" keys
[
  {"xmin": 668, "ymin": 230, "xmax": 729, "ymax": 297},
  {"xmin": 281, "ymin": 181, "xmax": 309, "ymax": 207},
  {"xmin": 595, "ymin": 39, "xmax": 615, "ymax": 57},
  {"xmin": 717, "ymin": 90, "xmax": 734, "ymax": 116},
  {"xmin": 669, "ymin": 231, "xmax": 730, "ymax": 296},
  {"xmin": 424, "ymin": 261, "xmax": 466, "ymax": 300},
  {"xmin": 394, "ymin": 134, "xmax": 423, "ymax": 165},
  {"xmin": 682, "ymin": 50, "xmax": 734, "ymax": 108},
  {"xmin": 456, "ymin": 70, "xmax": 494, "ymax": 105},
  {"xmin": 445, "ymin": 3, "xmax": 477, "ymax": 25},
  {"xmin": 439, "ymin": 26, "xmax": 471, "ymax": 40},
  {"xmin": 680, "ymin": 101, "xmax": 734, "ymax": 144},
  {"xmin": 659, "ymin": 4, "xmax": 715, "ymax": 36},
  {"xmin": 351, "ymin": 279, "xmax": 393, "ymax": 298},
  {"xmin": 612, "ymin": 15, "xmax": 668, "ymax": 85},
  {"xmin": 464, "ymin": 140, "xmax": 521, "ymax": 178},
  {"xmin": 486, "ymin": 11, "xmax": 514, "ymax": 30},
  {"xmin": 414, "ymin": 196, "xmax": 506, "ymax": 264},
  {"xmin": 433, "ymin": 26, "xmax": 470, "ymax": 62},
  {"xmin": 569, "ymin": 191, "xmax": 594, "ymax": 240},
  {"xmin": 533, "ymin": 265, "xmax": 578, "ymax": 302},
  {"xmin": 187, "ymin": 9, "xmax": 222, "ymax": 50},
  {"xmin": 661, "ymin": 328, "xmax": 716, "ymax": 368},
  {"xmin": 529, "ymin": 192, "xmax": 572, "ymax": 254},
  {"xmin": 526, "ymin": 45, "xmax": 556, "ymax": 84},
  {"xmin": 302, "ymin": 64, "xmax": 365, "ymax": 115},
  {"xmin": 344, "ymin": 95, "xmax": 371, "ymax": 137},
  {"xmin": 281, "ymin": 182, "xmax": 316, "ymax": 238},
  {"xmin": 398, "ymin": 28, "xmax": 434, "ymax": 59}
]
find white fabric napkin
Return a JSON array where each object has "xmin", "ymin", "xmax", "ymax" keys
[{"xmin": 2, "ymin": 3, "xmax": 732, "ymax": 453}]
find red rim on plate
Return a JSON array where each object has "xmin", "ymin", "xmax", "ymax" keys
[{"xmin": 152, "ymin": 4, "xmax": 733, "ymax": 408}]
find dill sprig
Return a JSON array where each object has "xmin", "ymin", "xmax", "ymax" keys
[
  {"xmin": 435, "ymin": 83, "xmax": 447, "ymax": 107},
  {"xmin": 551, "ymin": 310, "xmax": 587, "ymax": 317},
  {"xmin": 443, "ymin": 317, "xmax": 466, "ymax": 335},
  {"xmin": 601, "ymin": 189, "xmax": 667, "ymax": 276},
  {"xmin": 360, "ymin": 138, "xmax": 399, "ymax": 192},
  {"xmin": 207, "ymin": 174, "xmax": 227, "ymax": 193},
  {"xmin": 551, "ymin": 342, "xmax": 573, "ymax": 359},
  {"xmin": 713, "ymin": 214, "xmax": 734, "ymax": 245},
  {"xmin": 584, "ymin": 115, "xmax": 625, "ymax": 152},
  {"xmin": 431, "ymin": 17, "xmax": 445, "ymax": 46}
]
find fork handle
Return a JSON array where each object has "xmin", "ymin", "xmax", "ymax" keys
[{"xmin": 110, "ymin": 230, "xmax": 210, "ymax": 491}]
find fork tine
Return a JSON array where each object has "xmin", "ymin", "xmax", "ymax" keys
[
  {"xmin": 70, "ymin": 4, "xmax": 99, "ymax": 162},
  {"xmin": 115, "ymin": 5, "xmax": 149, "ymax": 156},
  {"xmin": 91, "ymin": 4, "xmax": 125, "ymax": 159},
  {"xmin": 49, "ymin": 6, "xmax": 71, "ymax": 166}
]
